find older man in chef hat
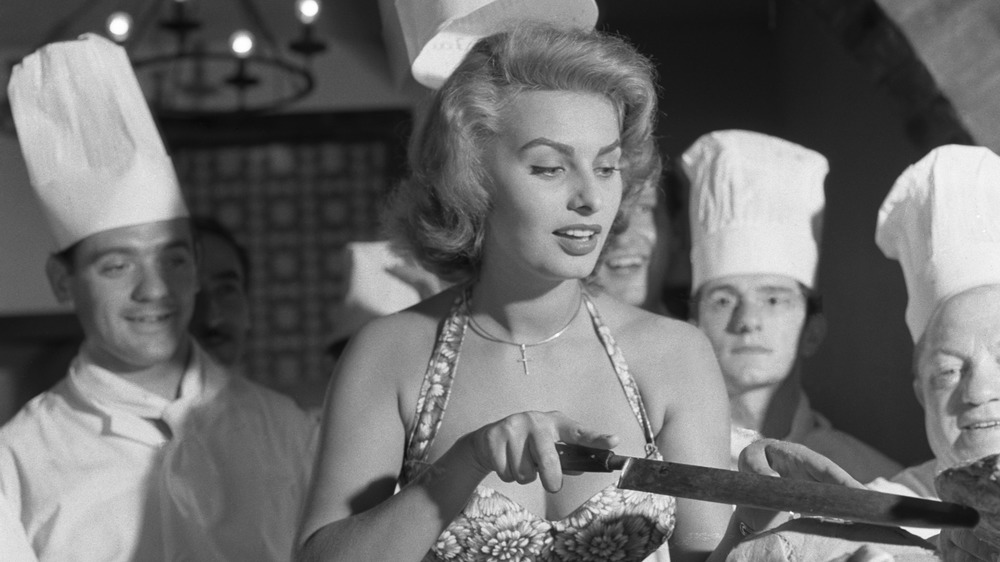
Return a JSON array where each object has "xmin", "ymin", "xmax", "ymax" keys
[
  {"xmin": 0, "ymin": 34, "xmax": 315, "ymax": 561},
  {"xmin": 865, "ymin": 145, "xmax": 1000, "ymax": 555},
  {"xmin": 683, "ymin": 130, "xmax": 902, "ymax": 483}
]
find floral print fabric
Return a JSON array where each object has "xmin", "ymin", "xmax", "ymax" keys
[{"xmin": 400, "ymin": 286, "xmax": 676, "ymax": 561}]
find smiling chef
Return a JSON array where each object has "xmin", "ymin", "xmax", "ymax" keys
[{"xmin": 0, "ymin": 33, "xmax": 315, "ymax": 561}]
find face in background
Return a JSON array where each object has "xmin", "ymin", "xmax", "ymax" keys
[
  {"xmin": 481, "ymin": 90, "xmax": 624, "ymax": 283},
  {"xmin": 47, "ymin": 219, "xmax": 198, "ymax": 374},
  {"xmin": 189, "ymin": 230, "xmax": 251, "ymax": 367},
  {"xmin": 915, "ymin": 284, "xmax": 1000, "ymax": 469},
  {"xmin": 695, "ymin": 273, "xmax": 820, "ymax": 396},
  {"xmin": 594, "ymin": 183, "xmax": 666, "ymax": 308}
]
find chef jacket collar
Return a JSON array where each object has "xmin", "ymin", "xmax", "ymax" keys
[{"xmin": 68, "ymin": 341, "xmax": 225, "ymax": 445}]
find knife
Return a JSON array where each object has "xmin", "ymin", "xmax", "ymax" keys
[{"xmin": 556, "ymin": 443, "xmax": 978, "ymax": 529}]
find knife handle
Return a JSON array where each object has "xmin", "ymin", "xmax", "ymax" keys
[{"xmin": 556, "ymin": 443, "xmax": 626, "ymax": 472}]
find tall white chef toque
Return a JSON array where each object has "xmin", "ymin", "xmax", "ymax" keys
[
  {"xmin": 876, "ymin": 144, "xmax": 1000, "ymax": 343},
  {"xmin": 8, "ymin": 33, "xmax": 188, "ymax": 252},
  {"xmin": 683, "ymin": 129, "xmax": 829, "ymax": 294},
  {"xmin": 392, "ymin": 0, "xmax": 599, "ymax": 89}
]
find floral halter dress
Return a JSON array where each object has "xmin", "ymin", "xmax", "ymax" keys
[{"xmin": 399, "ymin": 287, "xmax": 676, "ymax": 562}]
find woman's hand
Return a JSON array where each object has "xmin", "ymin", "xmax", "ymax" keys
[
  {"xmin": 734, "ymin": 438, "xmax": 864, "ymax": 534},
  {"xmin": 465, "ymin": 410, "xmax": 619, "ymax": 493}
]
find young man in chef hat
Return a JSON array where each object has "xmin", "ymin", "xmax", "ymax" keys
[
  {"xmin": 0, "ymin": 34, "xmax": 315, "ymax": 561},
  {"xmin": 684, "ymin": 129, "xmax": 902, "ymax": 483},
  {"xmin": 867, "ymin": 145, "xmax": 1000, "ymax": 553}
]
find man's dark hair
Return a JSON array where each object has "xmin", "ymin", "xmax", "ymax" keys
[{"xmin": 191, "ymin": 215, "xmax": 251, "ymax": 289}]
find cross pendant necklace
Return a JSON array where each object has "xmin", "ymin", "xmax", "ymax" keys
[{"xmin": 467, "ymin": 288, "xmax": 584, "ymax": 375}]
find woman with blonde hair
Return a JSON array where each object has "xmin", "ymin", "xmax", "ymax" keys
[{"xmin": 299, "ymin": 23, "xmax": 793, "ymax": 561}]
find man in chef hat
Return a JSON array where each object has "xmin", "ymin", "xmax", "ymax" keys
[
  {"xmin": 866, "ymin": 145, "xmax": 1000, "ymax": 552},
  {"xmin": 684, "ymin": 129, "xmax": 901, "ymax": 483},
  {"xmin": 0, "ymin": 34, "xmax": 315, "ymax": 560}
]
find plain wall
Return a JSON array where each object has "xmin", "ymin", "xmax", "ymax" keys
[
  {"xmin": 776, "ymin": 1, "xmax": 928, "ymax": 466},
  {"xmin": 0, "ymin": 134, "xmax": 64, "ymax": 314}
]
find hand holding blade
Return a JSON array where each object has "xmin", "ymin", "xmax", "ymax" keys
[{"xmin": 556, "ymin": 443, "xmax": 978, "ymax": 529}]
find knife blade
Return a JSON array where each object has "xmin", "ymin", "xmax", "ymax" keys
[{"xmin": 556, "ymin": 443, "xmax": 978, "ymax": 529}]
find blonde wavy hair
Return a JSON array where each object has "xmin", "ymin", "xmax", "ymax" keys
[{"xmin": 383, "ymin": 23, "xmax": 661, "ymax": 283}]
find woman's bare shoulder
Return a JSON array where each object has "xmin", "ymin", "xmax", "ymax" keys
[
  {"xmin": 588, "ymin": 292, "xmax": 719, "ymax": 385},
  {"xmin": 589, "ymin": 292, "xmax": 707, "ymax": 350}
]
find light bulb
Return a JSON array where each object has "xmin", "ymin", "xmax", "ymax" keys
[
  {"xmin": 106, "ymin": 12, "xmax": 133, "ymax": 43},
  {"xmin": 295, "ymin": 0, "xmax": 321, "ymax": 25},
  {"xmin": 229, "ymin": 30, "xmax": 256, "ymax": 59}
]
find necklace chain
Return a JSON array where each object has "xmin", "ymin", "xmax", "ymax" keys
[{"xmin": 467, "ymin": 289, "xmax": 584, "ymax": 376}]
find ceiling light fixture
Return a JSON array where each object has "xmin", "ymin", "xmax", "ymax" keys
[
  {"xmin": 116, "ymin": 0, "xmax": 326, "ymax": 117},
  {"xmin": 1, "ymin": 0, "xmax": 326, "ymax": 132}
]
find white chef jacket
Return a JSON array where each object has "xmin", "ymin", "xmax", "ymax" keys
[
  {"xmin": 0, "ymin": 343, "xmax": 317, "ymax": 561},
  {"xmin": 1, "ymin": 491, "xmax": 36, "ymax": 562},
  {"xmin": 730, "ymin": 392, "xmax": 902, "ymax": 483}
]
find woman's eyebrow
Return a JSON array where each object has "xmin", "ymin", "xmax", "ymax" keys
[
  {"xmin": 518, "ymin": 138, "xmax": 621, "ymax": 157},
  {"xmin": 520, "ymin": 137, "xmax": 573, "ymax": 155},
  {"xmin": 597, "ymin": 139, "xmax": 621, "ymax": 156}
]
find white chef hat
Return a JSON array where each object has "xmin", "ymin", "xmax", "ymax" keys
[
  {"xmin": 683, "ymin": 130, "xmax": 829, "ymax": 293},
  {"xmin": 876, "ymin": 145, "xmax": 1000, "ymax": 343},
  {"xmin": 393, "ymin": 0, "xmax": 599, "ymax": 89},
  {"xmin": 329, "ymin": 241, "xmax": 437, "ymax": 343},
  {"xmin": 7, "ymin": 33, "xmax": 187, "ymax": 251}
]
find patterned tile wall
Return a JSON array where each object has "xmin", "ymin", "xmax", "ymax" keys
[{"xmin": 173, "ymin": 138, "xmax": 397, "ymax": 391}]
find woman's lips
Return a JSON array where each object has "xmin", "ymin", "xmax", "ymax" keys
[{"xmin": 554, "ymin": 224, "xmax": 602, "ymax": 256}]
